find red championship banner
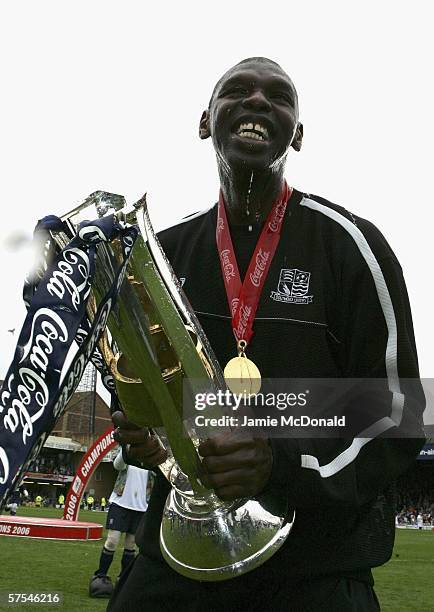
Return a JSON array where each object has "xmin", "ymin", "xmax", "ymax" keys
[
  {"xmin": 63, "ymin": 426, "xmax": 116, "ymax": 521},
  {"xmin": 0, "ymin": 515, "xmax": 103, "ymax": 540}
]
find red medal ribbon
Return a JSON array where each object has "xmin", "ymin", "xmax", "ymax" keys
[{"xmin": 216, "ymin": 181, "xmax": 292, "ymax": 346}]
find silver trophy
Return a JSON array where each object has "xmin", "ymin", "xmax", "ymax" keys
[{"xmin": 50, "ymin": 191, "xmax": 295, "ymax": 581}]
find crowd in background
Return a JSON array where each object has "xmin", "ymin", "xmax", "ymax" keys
[
  {"xmin": 9, "ymin": 491, "xmax": 108, "ymax": 510},
  {"xmin": 395, "ymin": 504, "xmax": 433, "ymax": 527},
  {"xmin": 27, "ymin": 452, "xmax": 75, "ymax": 476},
  {"xmin": 395, "ymin": 475, "xmax": 433, "ymax": 526}
]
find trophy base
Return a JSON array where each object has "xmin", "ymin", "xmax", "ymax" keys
[{"xmin": 160, "ymin": 488, "xmax": 295, "ymax": 581}]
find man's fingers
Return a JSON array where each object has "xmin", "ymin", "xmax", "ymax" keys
[
  {"xmin": 112, "ymin": 411, "xmax": 139, "ymax": 430},
  {"xmin": 201, "ymin": 448, "xmax": 258, "ymax": 473},
  {"xmin": 200, "ymin": 467, "xmax": 256, "ymax": 490},
  {"xmin": 111, "ymin": 406, "xmax": 168, "ymax": 468},
  {"xmin": 135, "ymin": 435, "xmax": 164, "ymax": 458},
  {"xmin": 114, "ymin": 426, "xmax": 150, "ymax": 446},
  {"xmin": 199, "ymin": 432, "xmax": 256, "ymax": 457},
  {"xmin": 112, "ymin": 411, "xmax": 154, "ymax": 447},
  {"xmin": 198, "ymin": 435, "xmax": 273, "ymax": 500},
  {"xmin": 128, "ymin": 442, "xmax": 167, "ymax": 468},
  {"xmin": 199, "ymin": 471, "xmax": 257, "ymax": 500}
]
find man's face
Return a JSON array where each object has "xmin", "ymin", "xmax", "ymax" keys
[{"xmin": 201, "ymin": 60, "xmax": 302, "ymax": 172}]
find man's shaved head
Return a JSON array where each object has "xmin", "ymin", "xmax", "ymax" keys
[
  {"xmin": 208, "ymin": 57, "xmax": 298, "ymax": 109},
  {"xmin": 199, "ymin": 55, "xmax": 303, "ymax": 173}
]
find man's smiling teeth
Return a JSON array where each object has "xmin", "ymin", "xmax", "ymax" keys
[{"xmin": 236, "ymin": 122, "xmax": 269, "ymax": 141}]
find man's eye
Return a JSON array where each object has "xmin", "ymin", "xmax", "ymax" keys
[
  {"xmin": 225, "ymin": 87, "xmax": 248, "ymax": 96},
  {"xmin": 271, "ymin": 93, "xmax": 293, "ymax": 103}
]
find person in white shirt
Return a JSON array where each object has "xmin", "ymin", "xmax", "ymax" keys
[{"xmin": 89, "ymin": 448, "xmax": 149, "ymax": 598}]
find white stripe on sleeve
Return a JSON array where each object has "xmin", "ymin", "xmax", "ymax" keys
[{"xmin": 298, "ymin": 197, "xmax": 404, "ymax": 478}]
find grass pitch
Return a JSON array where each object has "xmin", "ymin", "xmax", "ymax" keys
[
  {"xmin": 1, "ymin": 508, "xmax": 110, "ymax": 612},
  {"xmin": 373, "ymin": 528, "xmax": 433, "ymax": 611},
  {"xmin": 0, "ymin": 507, "xmax": 432, "ymax": 611}
]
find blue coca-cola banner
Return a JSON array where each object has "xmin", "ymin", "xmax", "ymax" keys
[{"xmin": 0, "ymin": 215, "xmax": 137, "ymax": 507}]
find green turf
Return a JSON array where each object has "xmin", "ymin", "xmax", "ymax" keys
[
  {"xmin": 372, "ymin": 529, "xmax": 433, "ymax": 612},
  {"xmin": 0, "ymin": 508, "xmax": 432, "ymax": 611},
  {"xmin": 0, "ymin": 508, "xmax": 111, "ymax": 611}
]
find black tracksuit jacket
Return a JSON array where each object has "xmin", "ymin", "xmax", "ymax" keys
[{"xmin": 136, "ymin": 188, "xmax": 425, "ymax": 579}]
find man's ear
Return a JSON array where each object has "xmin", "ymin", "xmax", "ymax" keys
[
  {"xmin": 199, "ymin": 110, "xmax": 211, "ymax": 139},
  {"xmin": 291, "ymin": 122, "xmax": 303, "ymax": 152}
]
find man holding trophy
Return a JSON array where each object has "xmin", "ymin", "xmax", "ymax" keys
[
  {"xmin": 0, "ymin": 56, "xmax": 425, "ymax": 611},
  {"xmin": 106, "ymin": 58, "xmax": 426, "ymax": 610}
]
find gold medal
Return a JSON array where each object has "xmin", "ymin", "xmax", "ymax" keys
[{"xmin": 224, "ymin": 340, "xmax": 261, "ymax": 395}]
